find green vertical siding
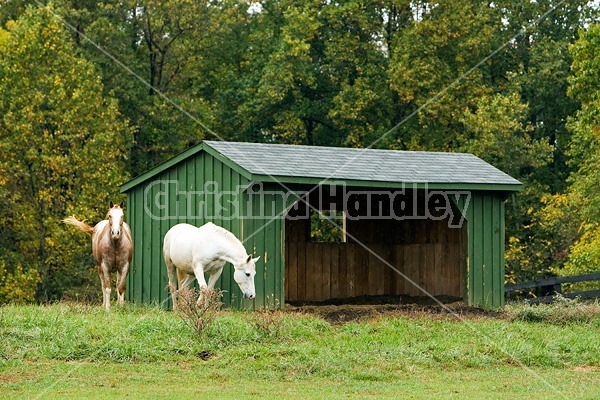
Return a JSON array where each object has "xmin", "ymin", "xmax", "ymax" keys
[
  {"xmin": 238, "ymin": 188, "xmax": 286, "ymax": 310},
  {"xmin": 218, "ymin": 165, "xmax": 233, "ymax": 307},
  {"xmin": 453, "ymin": 192, "xmax": 506, "ymax": 308},
  {"xmin": 124, "ymin": 152, "xmax": 284, "ymax": 310},
  {"xmin": 497, "ymin": 200, "xmax": 506, "ymax": 307},
  {"xmin": 472, "ymin": 194, "xmax": 483, "ymax": 305},
  {"xmin": 266, "ymin": 191, "xmax": 285, "ymax": 308},
  {"xmin": 483, "ymin": 195, "xmax": 493, "ymax": 305}
]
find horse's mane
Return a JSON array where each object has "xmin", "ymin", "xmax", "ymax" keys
[
  {"xmin": 203, "ymin": 222, "xmax": 247, "ymax": 256},
  {"xmin": 204, "ymin": 222, "xmax": 240, "ymax": 243}
]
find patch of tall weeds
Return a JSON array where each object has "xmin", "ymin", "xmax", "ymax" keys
[
  {"xmin": 248, "ymin": 297, "xmax": 287, "ymax": 338},
  {"xmin": 506, "ymin": 296, "xmax": 600, "ymax": 325},
  {"xmin": 176, "ymin": 287, "xmax": 223, "ymax": 335},
  {"xmin": 251, "ymin": 309, "xmax": 285, "ymax": 338}
]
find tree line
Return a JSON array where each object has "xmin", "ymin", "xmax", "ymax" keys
[{"xmin": 0, "ymin": 0, "xmax": 599, "ymax": 302}]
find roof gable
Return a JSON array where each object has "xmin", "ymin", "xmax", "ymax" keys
[{"xmin": 121, "ymin": 140, "xmax": 522, "ymax": 192}]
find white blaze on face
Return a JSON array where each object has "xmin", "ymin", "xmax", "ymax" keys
[
  {"xmin": 108, "ymin": 207, "xmax": 124, "ymax": 240},
  {"xmin": 234, "ymin": 255, "xmax": 260, "ymax": 300}
]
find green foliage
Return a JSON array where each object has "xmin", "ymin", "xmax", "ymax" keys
[
  {"xmin": 309, "ymin": 209, "xmax": 345, "ymax": 243},
  {"xmin": 460, "ymin": 92, "xmax": 553, "ymax": 184},
  {"xmin": 0, "ymin": 5, "xmax": 132, "ymax": 300},
  {"xmin": 500, "ymin": 0, "xmax": 591, "ymax": 191},
  {"xmin": 542, "ymin": 23, "xmax": 600, "ymax": 288},
  {"xmin": 231, "ymin": 0, "xmax": 401, "ymax": 146},
  {"xmin": 0, "ymin": 0, "xmax": 598, "ymax": 296},
  {"xmin": 514, "ymin": 38, "xmax": 577, "ymax": 192},
  {"xmin": 0, "ymin": 263, "xmax": 40, "ymax": 304},
  {"xmin": 567, "ymin": 24, "xmax": 600, "ymax": 224},
  {"xmin": 562, "ymin": 227, "xmax": 600, "ymax": 291},
  {"xmin": 388, "ymin": 0, "xmax": 500, "ymax": 150},
  {"xmin": 58, "ymin": 0, "xmax": 215, "ymax": 175},
  {"xmin": 505, "ymin": 191, "xmax": 584, "ymax": 285}
]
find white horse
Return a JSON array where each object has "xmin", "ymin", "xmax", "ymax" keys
[{"xmin": 163, "ymin": 222, "xmax": 260, "ymax": 310}]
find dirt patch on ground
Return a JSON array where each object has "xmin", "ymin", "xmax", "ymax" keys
[
  {"xmin": 0, "ymin": 374, "xmax": 23, "ymax": 384},
  {"xmin": 570, "ymin": 366, "xmax": 600, "ymax": 373},
  {"xmin": 285, "ymin": 294, "xmax": 505, "ymax": 324}
]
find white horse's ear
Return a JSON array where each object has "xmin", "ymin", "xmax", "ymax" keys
[
  {"xmin": 246, "ymin": 255, "xmax": 252, "ymax": 263},
  {"xmin": 110, "ymin": 201, "xmax": 115, "ymax": 208},
  {"xmin": 119, "ymin": 201, "xmax": 124, "ymax": 209},
  {"xmin": 252, "ymin": 256, "xmax": 260, "ymax": 263}
]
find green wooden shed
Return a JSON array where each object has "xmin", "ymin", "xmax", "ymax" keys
[{"xmin": 120, "ymin": 141, "xmax": 521, "ymax": 309}]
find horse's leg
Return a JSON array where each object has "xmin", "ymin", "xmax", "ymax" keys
[
  {"xmin": 192, "ymin": 263, "xmax": 209, "ymax": 307},
  {"xmin": 98, "ymin": 262, "xmax": 111, "ymax": 311},
  {"xmin": 165, "ymin": 257, "xmax": 179, "ymax": 310},
  {"xmin": 179, "ymin": 273, "xmax": 196, "ymax": 289},
  {"xmin": 196, "ymin": 264, "xmax": 225, "ymax": 306},
  {"xmin": 177, "ymin": 269, "xmax": 186, "ymax": 288},
  {"xmin": 116, "ymin": 262, "xmax": 129, "ymax": 306},
  {"xmin": 206, "ymin": 266, "xmax": 224, "ymax": 289}
]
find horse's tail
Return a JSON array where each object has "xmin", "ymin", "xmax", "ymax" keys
[{"xmin": 62, "ymin": 216, "xmax": 95, "ymax": 236}]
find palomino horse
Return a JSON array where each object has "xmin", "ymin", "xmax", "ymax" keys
[
  {"xmin": 63, "ymin": 202, "xmax": 133, "ymax": 310},
  {"xmin": 163, "ymin": 222, "xmax": 260, "ymax": 310}
]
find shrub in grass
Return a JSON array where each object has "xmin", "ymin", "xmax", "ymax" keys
[
  {"xmin": 250, "ymin": 307, "xmax": 286, "ymax": 338},
  {"xmin": 506, "ymin": 296, "xmax": 600, "ymax": 325},
  {"xmin": 176, "ymin": 287, "xmax": 223, "ymax": 336}
]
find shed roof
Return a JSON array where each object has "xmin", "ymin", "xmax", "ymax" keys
[{"xmin": 121, "ymin": 140, "xmax": 522, "ymax": 192}]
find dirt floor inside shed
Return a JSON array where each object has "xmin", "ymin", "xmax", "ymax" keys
[{"xmin": 285, "ymin": 294, "xmax": 504, "ymax": 324}]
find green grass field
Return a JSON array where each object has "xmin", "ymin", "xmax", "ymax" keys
[{"xmin": 1, "ymin": 301, "xmax": 599, "ymax": 399}]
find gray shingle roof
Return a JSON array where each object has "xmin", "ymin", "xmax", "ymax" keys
[{"xmin": 204, "ymin": 141, "xmax": 521, "ymax": 188}]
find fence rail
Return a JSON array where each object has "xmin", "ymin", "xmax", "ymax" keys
[{"xmin": 505, "ymin": 273, "xmax": 600, "ymax": 304}]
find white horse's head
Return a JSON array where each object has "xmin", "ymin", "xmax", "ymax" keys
[
  {"xmin": 107, "ymin": 201, "xmax": 125, "ymax": 240},
  {"xmin": 233, "ymin": 255, "xmax": 260, "ymax": 300}
]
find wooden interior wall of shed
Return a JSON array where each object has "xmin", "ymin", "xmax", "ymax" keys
[{"xmin": 285, "ymin": 189, "xmax": 465, "ymax": 302}]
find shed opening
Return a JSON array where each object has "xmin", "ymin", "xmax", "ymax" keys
[
  {"xmin": 310, "ymin": 209, "xmax": 346, "ymax": 243},
  {"xmin": 285, "ymin": 185, "xmax": 466, "ymax": 304}
]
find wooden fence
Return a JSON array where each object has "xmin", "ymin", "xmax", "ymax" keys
[{"xmin": 505, "ymin": 273, "xmax": 600, "ymax": 304}]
